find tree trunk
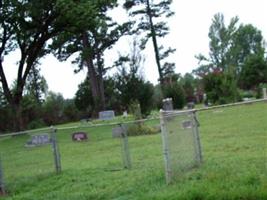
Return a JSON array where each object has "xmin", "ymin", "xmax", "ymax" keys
[
  {"xmin": 82, "ymin": 32, "xmax": 102, "ymax": 116},
  {"xmin": 12, "ymin": 103, "xmax": 24, "ymax": 131},
  {"xmin": 146, "ymin": 0, "xmax": 163, "ymax": 85},
  {"xmin": 97, "ymin": 54, "xmax": 105, "ymax": 110}
]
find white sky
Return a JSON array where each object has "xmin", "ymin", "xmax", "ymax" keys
[{"xmin": 3, "ymin": 0, "xmax": 267, "ymax": 98}]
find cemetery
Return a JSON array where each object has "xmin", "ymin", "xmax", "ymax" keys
[
  {"xmin": 0, "ymin": 99, "xmax": 266, "ymax": 199},
  {"xmin": 0, "ymin": 0, "xmax": 267, "ymax": 199}
]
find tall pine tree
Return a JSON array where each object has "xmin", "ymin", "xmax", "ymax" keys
[{"xmin": 124, "ymin": 0, "xmax": 176, "ymax": 85}]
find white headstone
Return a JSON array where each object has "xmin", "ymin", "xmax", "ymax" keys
[
  {"xmin": 123, "ymin": 111, "xmax": 128, "ymax": 117},
  {"xmin": 263, "ymin": 88, "xmax": 267, "ymax": 99},
  {"xmin": 99, "ymin": 110, "xmax": 115, "ymax": 120}
]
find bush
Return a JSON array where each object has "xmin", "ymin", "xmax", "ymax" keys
[
  {"xmin": 126, "ymin": 123, "xmax": 159, "ymax": 136},
  {"xmin": 162, "ymin": 82, "xmax": 186, "ymax": 109},
  {"xmin": 240, "ymin": 90, "xmax": 255, "ymax": 99},
  {"xmin": 203, "ymin": 72, "xmax": 241, "ymax": 104},
  {"xmin": 27, "ymin": 119, "xmax": 46, "ymax": 130}
]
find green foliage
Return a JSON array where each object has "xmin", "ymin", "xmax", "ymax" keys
[
  {"xmin": 25, "ymin": 66, "xmax": 48, "ymax": 104},
  {"xmin": 203, "ymin": 72, "xmax": 241, "ymax": 104},
  {"xmin": 180, "ymin": 73, "xmax": 196, "ymax": 102},
  {"xmin": 239, "ymin": 54, "xmax": 267, "ymax": 89},
  {"xmin": 42, "ymin": 92, "xmax": 65, "ymax": 125},
  {"xmin": 0, "ymin": 103, "xmax": 266, "ymax": 199},
  {"xmin": 124, "ymin": 0, "xmax": 176, "ymax": 82},
  {"xmin": 126, "ymin": 123, "xmax": 159, "ymax": 136},
  {"xmin": 26, "ymin": 119, "xmax": 46, "ymax": 130},
  {"xmin": 63, "ymin": 99, "xmax": 80, "ymax": 122},
  {"xmin": 163, "ymin": 82, "xmax": 186, "ymax": 109},
  {"xmin": 114, "ymin": 68, "xmax": 154, "ymax": 116},
  {"xmin": 195, "ymin": 13, "xmax": 266, "ymax": 81},
  {"xmin": 240, "ymin": 90, "xmax": 255, "ymax": 99},
  {"xmin": 114, "ymin": 39, "xmax": 154, "ymax": 116},
  {"xmin": 74, "ymin": 78, "xmax": 94, "ymax": 113},
  {"xmin": 128, "ymin": 101, "xmax": 142, "ymax": 120},
  {"xmin": 152, "ymin": 84, "xmax": 163, "ymax": 109}
]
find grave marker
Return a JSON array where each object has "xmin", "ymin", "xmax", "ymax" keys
[
  {"xmin": 25, "ymin": 134, "xmax": 51, "ymax": 147},
  {"xmin": 263, "ymin": 88, "xmax": 267, "ymax": 99},
  {"xmin": 99, "ymin": 110, "xmax": 115, "ymax": 120},
  {"xmin": 72, "ymin": 132, "xmax": 88, "ymax": 141},
  {"xmin": 163, "ymin": 98, "xmax": 173, "ymax": 111},
  {"xmin": 112, "ymin": 126, "xmax": 123, "ymax": 138}
]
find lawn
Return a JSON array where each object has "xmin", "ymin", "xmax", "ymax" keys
[{"xmin": 0, "ymin": 102, "xmax": 266, "ymax": 200}]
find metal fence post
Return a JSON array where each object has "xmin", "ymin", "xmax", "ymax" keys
[
  {"xmin": 0, "ymin": 155, "xmax": 5, "ymax": 195},
  {"xmin": 192, "ymin": 111, "xmax": 203, "ymax": 164},
  {"xmin": 120, "ymin": 124, "xmax": 131, "ymax": 169},
  {"xmin": 50, "ymin": 126, "xmax": 61, "ymax": 173},
  {"xmin": 160, "ymin": 110, "xmax": 172, "ymax": 184}
]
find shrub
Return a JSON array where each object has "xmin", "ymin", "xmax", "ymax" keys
[
  {"xmin": 162, "ymin": 82, "xmax": 186, "ymax": 109},
  {"xmin": 126, "ymin": 123, "xmax": 159, "ymax": 136},
  {"xmin": 203, "ymin": 72, "xmax": 241, "ymax": 104},
  {"xmin": 27, "ymin": 119, "xmax": 46, "ymax": 130}
]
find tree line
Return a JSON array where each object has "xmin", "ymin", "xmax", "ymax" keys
[
  {"xmin": 0, "ymin": 0, "xmax": 266, "ymax": 132},
  {"xmin": 0, "ymin": 0, "xmax": 177, "ymax": 131}
]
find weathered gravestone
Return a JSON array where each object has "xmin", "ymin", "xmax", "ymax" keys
[
  {"xmin": 187, "ymin": 102, "xmax": 195, "ymax": 109},
  {"xmin": 112, "ymin": 125, "xmax": 128, "ymax": 138},
  {"xmin": 263, "ymin": 88, "xmax": 267, "ymax": 99},
  {"xmin": 72, "ymin": 132, "xmax": 88, "ymax": 141},
  {"xmin": 99, "ymin": 110, "xmax": 115, "ymax": 120},
  {"xmin": 162, "ymin": 98, "xmax": 173, "ymax": 111},
  {"xmin": 182, "ymin": 120, "xmax": 192, "ymax": 129},
  {"xmin": 25, "ymin": 134, "xmax": 51, "ymax": 147}
]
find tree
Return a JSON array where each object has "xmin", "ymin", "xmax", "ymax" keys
[
  {"xmin": 195, "ymin": 13, "xmax": 266, "ymax": 102},
  {"xmin": 203, "ymin": 72, "xmax": 240, "ymax": 104},
  {"xmin": 239, "ymin": 54, "xmax": 267, "ymax": 89},
  {"xmin": 180, "ymin": 73, "xmax": 196, "ymax": 102},
  {"xmin": 42, "ymin": 92, "xmax": 64, "ymax": 125},
  {"xmin": 25, "ymin": 65, "xmax": 48, "ymax": 104},
  {"xmin": 232, "ymin": 24, "xmax": 265, "ymax": 71},
  {"xmin": 74, "ymin": 78, "xmax": 94, "ymax": 114},
  {"xmin": 114, "ymin": 67, "xmax": 154, "ymax": 116},
  {"xmin": 195, "ymin": 13, "xmax": 239, "ymax": 75},
  {"xmin": 124, "ymin": 0, "xmax": 176, "ymax": 85},
  {"xmin": 51, "ymin": 1, "xmax": 131, "ymax": 114},
  {"xmin": 114, "ymin": 39, "xmax": 154, "ymax": 115},
  {"xmin": 195, "ymin": 13, "xmax": 266, "ymax": 78},
  {"xmin": 0, "ymin": 0, "xmax": 92, "ymax": 130}
]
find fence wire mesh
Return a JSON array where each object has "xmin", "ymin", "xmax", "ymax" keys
[
  {"xmin": 198, "ymin": 101, "xmax": 267, "ymax": 186},
  {"xmin": 160, "ymin": 110, "xmax": 202, "ymax": 183},
  {"xmin": 0, "ymin": 99, "xmax": 266, "ymax": 193},
  {"xmin": 0, "ymin": 128, "xmax": 54, "ymax": 190}
]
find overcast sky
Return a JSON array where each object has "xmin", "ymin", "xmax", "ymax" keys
[{"xmin": 3, "ymin": 0, "xmax": 267, "ymax": 98}]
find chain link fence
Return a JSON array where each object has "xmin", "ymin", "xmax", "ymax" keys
[{"xmin": 0, "ymin": 99, "xmax": 266, "ymax": 195}]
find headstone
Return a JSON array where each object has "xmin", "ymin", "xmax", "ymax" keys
[
  {"xmin": 112, "ymin": 125, "xmax": 128, "ymax": 138},
  {"xmin": 123, "ymin": 111, "xmax": 128, "ymax": 117},
  {"xmin": 182, "ymin": 120, "xmax": 192, "ymax": 129},
  {"xmin": 163, "ymin": 98, "xmax": 173, "ymax": 111},
  {"xmin": 72, "ymin": 132, "xmax": 88, "ymax": 141},
  {"xmin": 187, "ymin": 102, "xmax": 195, "ymax": 109},
  {"xmin": 263, "ymin": 88, "xmax": 267, "ymax": 99},
  {"xmin": 112, "ymin": 126, "xmax": 123, "ymax": 138},
  {"xmin": 99, "ymin": 110, "xmax": 115, "ymax": 120},
  {"xmin": 25, "ymin": 134, "xmax": 51, "ymax": 147}
]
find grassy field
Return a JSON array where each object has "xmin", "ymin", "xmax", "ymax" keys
[{"xmin": 0, "ymin": 102, "xmax": 266, "ymax": 200}]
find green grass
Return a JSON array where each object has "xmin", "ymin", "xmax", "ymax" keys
[{"xmin": 0, "ymin": 102, "xmax": 266, "ymax": 199}]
